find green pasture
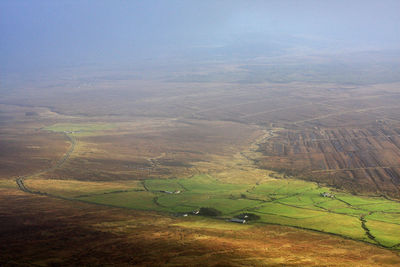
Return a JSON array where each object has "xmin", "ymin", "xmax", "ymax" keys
[
  {"xmin": 144, "ymin": 179, "xmax": 182, "ymax": 192},
  {"xmin": 158, "ymin": 193, "xmax": 262, "ymax": 215},
  {"xmin": 335, "ymin": 194, "xmax": 390, "ymax": 206},
  {"xmin": 366, "ymin": 212, "xmax": 400, "ymax": 225},
  {"xmin": 366, "ymin": 219, "xmax": 400, "ymax": 247},
  {"xmin": 253, "ymin": 212, "xmax": 367, "ymax": 241},
  {"xmin": 44, "ymin": 123, "xmax": 114, "ymax": 135},
  {"xmin": 179, "ymin": 174, "xmax": 250, "ymax": 193},
  {"xmin": 31, "ymin": 174, "xmax": 400, "ymax": 249},
  {"xmin": 330, "ymin": 207, "xmax": 367, "ymax": 216},
  {"xmin": 255, "ymin": 202, "xmax": 325, "ymax": 219}
]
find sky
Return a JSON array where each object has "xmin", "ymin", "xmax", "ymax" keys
[{"xmin": 1, "ymin": 0, "xmax": 400, "ymax": 72}]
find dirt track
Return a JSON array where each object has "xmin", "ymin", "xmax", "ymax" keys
[{"xmin": 16, "ymin": 133, "xmax": 76, "ymax": 193}]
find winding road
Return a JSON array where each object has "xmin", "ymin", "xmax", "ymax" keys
[{"xmin": 16, "ymin": 133, "xmax": 76, "ymax": 194}]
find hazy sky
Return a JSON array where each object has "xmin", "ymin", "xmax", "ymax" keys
[{"xmin": 1, "ymin": 0, "xmax": 399, "ymax": 71}]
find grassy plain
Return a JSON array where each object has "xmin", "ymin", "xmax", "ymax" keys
[
  {"xmin": 25, "ymin": 173, "xmax": 400, "ymax": 249},
  {"xmin": 44, "ymin": 122, "xmax": 115, "ymax": 136}
]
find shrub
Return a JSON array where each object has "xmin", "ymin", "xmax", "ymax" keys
[{"xmin": 198, "ymin": 207, "xmax": 222, "ymax": 217}]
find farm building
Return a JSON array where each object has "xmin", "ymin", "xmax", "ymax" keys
[
  {"xmin": 229, "ymin": 218, "xmax": 246, "ymax": 224},
  {"xmin": 321, "ymin": 192, "xmax": 334, "ymax": 198}
]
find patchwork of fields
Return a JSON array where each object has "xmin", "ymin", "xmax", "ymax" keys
[
  {"xmin": 26, "ymin": 174, "xmax": 400, "ymax": 249},
  {"xmin": 16, "ymin": 121, "xmax": 399, "ymax": 250}
]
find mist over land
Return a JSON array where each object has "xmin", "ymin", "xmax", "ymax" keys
[
  {"xmin": 1, "ymin": 1, "xmax": 400, "ymax": 266},
  {"xmin": 1, "ymin": 0, "xmax": 400, "ymax": 74}
]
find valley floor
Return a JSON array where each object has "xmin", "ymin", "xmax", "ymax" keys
[{"xmin": 1, "ymin": 118, "xmax": 399, "ymax": 266}]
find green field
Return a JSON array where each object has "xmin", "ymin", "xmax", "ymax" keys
[
  {"xmin": 44, "ymin": 123, "xmax": 115, "ymax": 135},
  {"xmin": 27, "ymin": 174, "xmax": 400, "ymax": 249}
]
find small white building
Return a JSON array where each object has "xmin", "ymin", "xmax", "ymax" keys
[
  {"xmin": 229, "ymin": 218, "xmax": 246, "ymax": 224},
  {"xmin": 321, "ymin": 192, "xmax": 334, "ymax": 198}
]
